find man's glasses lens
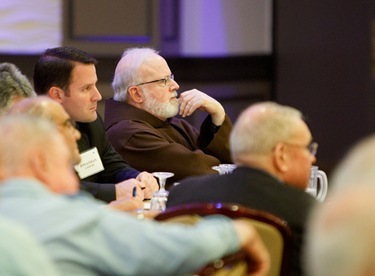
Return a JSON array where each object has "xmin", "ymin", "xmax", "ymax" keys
[
  {"xmin": 308, "ymin": 142, "xmax": 318, "ymax": 156},
  {"xmin": 162, "ymin": 74, "xmax": 174, "ymax": 87}
]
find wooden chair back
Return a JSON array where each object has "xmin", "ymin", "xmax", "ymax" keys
[{"xmin": 155, "ymin": 202, "xmax": 292, "ymax": 276}]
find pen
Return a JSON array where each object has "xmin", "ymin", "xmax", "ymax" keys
[{"xmin": 132, "ymin": 186, "xmax": 137, "ymax": 197}]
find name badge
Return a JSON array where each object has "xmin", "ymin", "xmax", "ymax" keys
[{"xmin": 74, "ymin": 147, "xmax": 104, "ymax": 179}]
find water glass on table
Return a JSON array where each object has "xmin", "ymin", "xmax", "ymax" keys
[{"xmin": 150, "ymin": 172, "xmax": 174, "ymax": 211}]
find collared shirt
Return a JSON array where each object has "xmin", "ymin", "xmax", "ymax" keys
[
  {"xmin": 0, "ymin": 215, "xmax": 60, "ymax": 275},
  {"xmin": 0, "ymin": 178, "xmax": 240, "ymax": 275}
]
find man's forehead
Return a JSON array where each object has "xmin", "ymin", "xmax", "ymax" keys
[
  {"xmin": 289, "ymin": 119, "xmax": 312, "ymax": 140},
  {"xmin": 141, "ymin": 56, "xmax": 169, "ymax": 74},
  {"xmin": 70, "ymin": 63, "xmax": 97, "ymax": 81}
]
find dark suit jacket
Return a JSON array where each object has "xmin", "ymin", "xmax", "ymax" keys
[
  {"xmin": 167, "ymin": 166, "xmax": 317, "ymax": 276},
  {"xmin": 77, "ymin": 115, "xmax": 139, "ymax": 202}
]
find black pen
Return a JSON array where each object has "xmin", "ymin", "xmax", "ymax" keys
[{"xmin": 132, "ymin": 186, "xmax": 137, "ymax": 197}]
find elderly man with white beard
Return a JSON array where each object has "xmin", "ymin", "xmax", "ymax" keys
[{"xmin": 105, "ymin": 47, "xmax": 233, "ymax": 186}]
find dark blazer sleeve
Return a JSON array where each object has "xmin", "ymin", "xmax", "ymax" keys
[
  {"xmin": 80, "ymin": 181, "xmax": 116, "ymax": 203},
  {"xmin": 77, "ymin": 115, "xmax": 140, "ymax": 202},
  {"xmin": 198, "ymin": 114, "xmax": 232, "ymax": 163}
]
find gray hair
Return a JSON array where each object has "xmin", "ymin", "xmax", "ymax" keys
[
  {"xmin": 8, "ymin": 96, "xmax": 58, "ymax": 121},
  {"xmin": 0, "ymin": 63, "xmax": 36, "ymax": 114},
  {"xmin": 112, "ymin": 47, "xmax": 159, "ymax": 102},
  {"xmin": 0, "ymin": 115, "xmax": 61, "ymax": 172},
  {"xmin": 230, "ymin": 101, "xmax": 303, "ymax": 161}
]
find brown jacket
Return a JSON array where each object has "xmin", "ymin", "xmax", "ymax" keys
[{"xmin": 104, "ymin": 99, "xmax": 232, "ymax": 186}]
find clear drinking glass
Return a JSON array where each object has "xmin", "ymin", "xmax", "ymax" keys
[{"xmin": 150, "ymin": 172, "xmax": 174, "ymax": 211}]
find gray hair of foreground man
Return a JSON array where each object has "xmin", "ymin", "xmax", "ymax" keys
[
  {"xmin": 230, "ymin": 101, "xmax": 303, "ymax": 159},
  {"xmin": 0, "ymin": 63, "xmax": 36, "ymax": 114},
  {"xmin": 0, "ymin": 115, "xmax": 63, "ymax": 173},
  {"xmin": 0, "ymin": 115, "xmax": 78, "ymax": 196}
]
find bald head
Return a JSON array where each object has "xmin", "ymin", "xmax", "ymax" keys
[
  {"xmin": 230, "ymin": 102, "xmax": 304, "ymax": 157},
  {"xmin": 8, "ymin": 96, "xmax": 82, "ymax": 165},
  {"xmin": 230, "ymin": 101, "xmax": 315, "ymax": 190}
]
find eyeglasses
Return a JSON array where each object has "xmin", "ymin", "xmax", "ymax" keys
[
  {"xmin": 135, "ymin": 74, "xmax": 174, "ymax": 87},
  {"xmin": 283, "ymin": 141, "xmax": 318, "ymax": 156}
]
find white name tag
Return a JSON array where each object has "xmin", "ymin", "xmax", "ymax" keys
[{"xmin": 74, "ymin": 147, "xmax": 104, "ymax": 179}]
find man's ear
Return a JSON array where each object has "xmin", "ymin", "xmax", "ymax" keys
[
  {"xmin": 272, "ymin": 142, "xmax": 288, "ymax": 173},
  {"xmin": 29, "ymin": 151, "xmax": 50, "ymax": 184},
  {"xmin": 128, "ymin": 86, "xmax": 143, "ymax": 104},
  {"xmin": 48, "ymin": 86, "xmax": 64, "ymax": 103}
]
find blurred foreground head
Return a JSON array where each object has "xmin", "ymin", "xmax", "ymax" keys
[
  {"xmin": 329, "ymin": 134, "xmax": 375, "ymax": 193},
  {"xmin": 306, "ymin": 183, "xmax": 375, "ymax": 276},
  {"xmin": 305, "ymin": 135, "xmax": 375, "ymax": 276},
  {"xmin": 8, "ymin": 96, "xmax": 82, "ymax": 165},
  {"xmin": 0, "ymin": 115, "xmax": 79, "ymax": 194}
]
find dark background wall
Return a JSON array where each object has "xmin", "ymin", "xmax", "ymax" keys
[{"xmin": 275, "ymin": 1, "xmax": 375, "ymax": 174}]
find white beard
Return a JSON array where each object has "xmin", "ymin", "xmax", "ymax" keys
[{"xmin": 142, "ymin": 88, "xmax": 179, "ymax": 120}]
